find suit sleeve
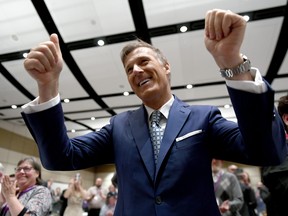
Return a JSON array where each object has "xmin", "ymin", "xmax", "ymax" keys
[
  {"xmin": 225, "ymin": 80, "xmax": 286, "ymax": 165},
  {"xmin": 21, "ymin": 102, "xmax": 114, "ymax": 170}
]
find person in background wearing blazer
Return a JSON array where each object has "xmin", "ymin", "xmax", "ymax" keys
[
  {"xmin": 212, "ymin": 159, "xmax": 243, "ymax": 216},
  {"xmin": 21, "ymin": 9, "xmax": 286, "ymax": 216}
]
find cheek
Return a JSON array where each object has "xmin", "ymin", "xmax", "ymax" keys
[{"xmin": 127, "ymin": 75, "xmax": 134, "ymax": 85}]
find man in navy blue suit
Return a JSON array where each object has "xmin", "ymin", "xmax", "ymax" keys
[{"xmin": 22, "ymin": 9, "xmax": 286, "ymax": 216}]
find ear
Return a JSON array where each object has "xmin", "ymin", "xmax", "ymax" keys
[
  {"xmin": 34, "ymin": 170, "xmax": 40, "ymax": 178},
  {"xmin": 164, "ymin": 63, "xmax": 171, "ymax": 74},
  {"xmin": 282, "ymin": 113, "xmax": 288, "ymax": 126}
]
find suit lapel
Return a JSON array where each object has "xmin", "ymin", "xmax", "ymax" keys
[
  {"xmin": 129, "ymin": 106, "xmax": 155, "ymax": 182},
  {"xmin": 128, "ymin": 99, "xmax": 191, "ymax": 182},
  {"xmin": 155, "ymin": 98, "xmax": 191, "ymax": 177}
]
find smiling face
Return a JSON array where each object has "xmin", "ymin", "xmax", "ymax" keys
[
  {"xmin": 15, "ymin": 160, "xmax": 39, "ymax": 191},
  {"xmin": 124, "ymin": 47, "xmax": 172, "ymax": 109}
]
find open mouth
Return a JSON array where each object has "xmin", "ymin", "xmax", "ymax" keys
[{"xmin": 138, "ymin": 78, "xmax": 150, "ymax": 87}]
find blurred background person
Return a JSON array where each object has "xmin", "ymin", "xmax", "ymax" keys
[
  {"xmin": 86, "ymin": 177, "xmax": 106, "ymax": 216},
  {"xmin": 59, "ymin": 188, "xmax": 68, "ymax": 216},
  {"xmin": 227, "ymin": 164, "xmax": 238, "ymax": 174},
  {"xmin": 107, "ymin": 184, "xmax": 117, "ymax": 197},
  {"xmin": 63, "ymin": 174, "xmax": 89, "ymax": 216},
  {"xmin": 261, "ymin": 94, "xmax": 288, "ymax": 216},
  {"xmin": 212, "ymin": 159, "xmax": 243, "ymax": 216},
  {"xmin": 256, "ymin": 181, "xmax": 270, "ymax": 216},
  {"xmin": 99, "ymin": 192, "xmax": 117, "ymax": 216},
  {"xmin": 235, "ymin": 169, "xmax": 258, "ymax": 216},
  {"xmin": 0, "ymin": 157, "xmax": 52, "ymax": 216},
  {"xmin": 51, "ymin": 186, "xmax": 62, "ymax": 215}
]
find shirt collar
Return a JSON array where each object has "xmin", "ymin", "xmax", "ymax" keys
[{"xmin": 145, "ymin": 95, "xmax": 174, "ymax": 120}]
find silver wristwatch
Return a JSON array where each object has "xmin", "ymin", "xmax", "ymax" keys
[{"xmin": 220, "ymin": 55, "xmax": 251, "ymax": 78}]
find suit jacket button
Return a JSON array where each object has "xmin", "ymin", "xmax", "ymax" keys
[{"xmin": 155, "ymin": 196, "xmax": 162, "ymax": 205}]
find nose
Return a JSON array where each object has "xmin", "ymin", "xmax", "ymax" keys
[{"xmin": 132, "ymin": 64, "xmax": 143, "ymax": 75}]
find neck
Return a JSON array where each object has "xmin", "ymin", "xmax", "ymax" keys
[{"xmin": 144, "ymin": 94, "xmax": 172, "ymax": 110}]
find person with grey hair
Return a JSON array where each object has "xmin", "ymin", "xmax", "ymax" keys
[
  {"xmin": 21, "ymin": 9, "xmax": 286, "ymax": 216},
  {"xmin": 0, "ymin": 157, "xmax": 52, "ymax": 216}
]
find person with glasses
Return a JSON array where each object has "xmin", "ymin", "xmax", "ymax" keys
[{"xmin": 0, "ymin": 157, "xmax": 52, "ymax": 216}]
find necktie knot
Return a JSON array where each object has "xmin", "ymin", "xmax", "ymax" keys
[{"xmin": 151, "ymin": 110, "xmax": 162, "ymax": 127}]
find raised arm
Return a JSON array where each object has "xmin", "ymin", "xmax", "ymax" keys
[
  {"xmin": 204, "ymin": 9, "xmax": 253, "ymax": 81},
  {"xmin": 24, "ymin": 33, "xmax": 63, "ymax": 103}
]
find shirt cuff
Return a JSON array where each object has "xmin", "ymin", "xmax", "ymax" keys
[
  {"xmin": 225, "ymin": 67, "xmax": 267, "ymax": 93},
  {"xmin": 21, "ymin": 94, "xmax": 61, "ymax": 114}
]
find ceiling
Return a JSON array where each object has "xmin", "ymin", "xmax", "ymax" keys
[{"xmin": 0, "ymin": 0, "xmax": 287, "ymax": 139}]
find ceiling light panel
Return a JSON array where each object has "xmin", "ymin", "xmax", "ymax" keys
[
  {"xmin": 61, "ymin": 99, "xmax": 101, "ymax": 112},
  {"xmin": 71, "ymin": 42, "xmax": 131, "ymax": 95},
  {"xmin": 0, "ymin": 0, "xmax": 48, "ymax": 54},
  {"xmin": 45, "ymin": 0, "xmax": 135, "ymax": 42},
  {"xmin": 278, "ymin": 52, "xmax": 288, "ymax": 75},
  {"xmin": 65, "ymin": 110, "xmax": 110, "ymax": 119},
  {"xmin": 0, "ymin": 73, "xmax": 30, "ymax": 106},
  {"xmin": 102, "ymin": 94, "xmax": 142, "ymax": 108},
  {"xmin": 143, "ymin": 0, "xmax": 286, "ymax": 28},
  {"xmin": 2, "ymin": 60, "xmax": 88, "ymax": 99}
]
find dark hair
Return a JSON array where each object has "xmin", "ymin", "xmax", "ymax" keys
[
  {"xmin": 277, "ymin": 95, "xmax": 288, "ymax": 132},
  {"xmin": 17, "ymin": 157, "xmax": 43, "ymax": 185},
  {"xmin": 120, "ymin": 39, "xmax": 168, "ymax": 65},
  {"xmin": 106, "ymin": 192, "xmax": 117, "ymax": 205}
]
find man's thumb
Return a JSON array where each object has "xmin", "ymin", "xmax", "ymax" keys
[{"xmin": 50, "ymin": 33, "xmax": 61, "ymax": 52}]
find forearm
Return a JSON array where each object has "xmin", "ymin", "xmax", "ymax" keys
[
  {"xmin": 5, "ymin": 196, "xmax": 26, "ymax": 216},
  {"xmin": 0, "ymin": 191, "xmax": 5, "ymax": 205},
  {"xmin": 64, "ymin": 186, "xmax": 73, "ymax": 198},
  {"xmin": 37, "ymin": 80, "xmax": 59, "ymax": 104},
  {"xmin": 228, "ymin": 197, "xmax": 243, "ymax": 212},
  {"xmin": 79, "ymin": 188, "xmax": 89, "ymax": 199}
]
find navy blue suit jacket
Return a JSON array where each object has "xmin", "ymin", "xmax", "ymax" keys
[{"xmin": 22, "ymin": 85, "xmax": 286, "ymax": 216}]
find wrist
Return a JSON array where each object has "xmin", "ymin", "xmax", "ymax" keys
[
  {"xmin": 38, "ymin": 81, "xmax": 59, "ymax": 103},
  {"xmin": 215, "ymin": 53, "xmax": 243, "ymax": 69},
  {"xmin": 220, "ymin": 54, "xmax": 252, "ymax": 80}
]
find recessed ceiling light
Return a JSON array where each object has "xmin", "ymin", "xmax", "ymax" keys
[
  {"xmin": 64, "ymin": 98, "xmax": 70, "ymax": 103},
  {"xmin": 180, "ymin": 26, "xmax": 188, "ymax": 33},
  {"xmin": 123, "ymin": 91, "xmax": 129, "ymax": 96},
  {"xmin": 91, "ymin": 117, "xmax": 96, "ymax": 120},
  {"xmin": 243, "ymin": 15, "xmax": 250, "ymax": 22},
  {"xmin": 224, "ymin": 104, "xmax": 231, "ymax": 109},
  {"xmin": 98, "ymin": 40, "xmax": 105, "ymax": 46},
  {"xmin": 11, "ymin": 105, "xmax": 17, "ymax": 109},
  {"xmin": 186, "ymin": 84, "xmax": 193, "ymax": 89}
]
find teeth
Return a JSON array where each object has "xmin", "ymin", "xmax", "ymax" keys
[{"xmin": 139, "ymin": 79, "xmax": 149, "ymax": 86}]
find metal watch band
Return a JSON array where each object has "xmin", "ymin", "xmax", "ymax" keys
[{"xmin": 220, "ymin": 55, "xmax": 251, "ymax": 78}]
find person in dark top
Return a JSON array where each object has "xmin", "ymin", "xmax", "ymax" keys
[
  {"xmin": 59, "ymin": 189, "xmax": 68, "ymax": 216},
  {"xmin": 261, "ymin": 94, "xmax": 288, "ymax": 216}
]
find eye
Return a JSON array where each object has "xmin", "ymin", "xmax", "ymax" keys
[
  {"xmin": 126, "ymin": 67, "xmax": 133, "ymax": 75},
  {"xmin": 141, "ymin": 59, "xmax": 149, "ymax": 65}
]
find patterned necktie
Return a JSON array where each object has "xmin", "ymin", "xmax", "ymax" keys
[{"xmin": 150, "ymin": 110, "xmax": 164, "ymax": 164}]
